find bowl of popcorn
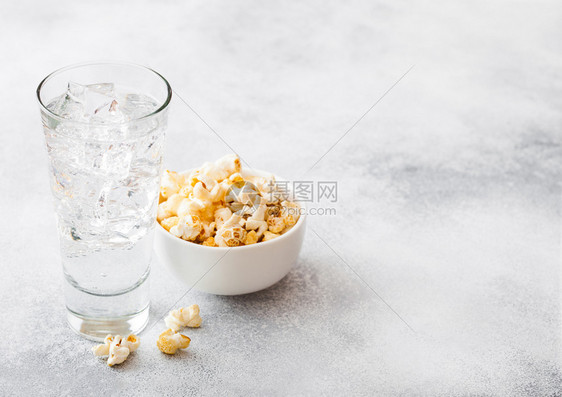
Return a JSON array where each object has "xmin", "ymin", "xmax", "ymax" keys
[{"xmin": 154, "ymin": 154, "xmax": 306, "ymax": 295}]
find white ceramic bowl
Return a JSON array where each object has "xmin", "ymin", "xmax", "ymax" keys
[{"xmin": 154, "ymin": 170, "xmax": 306, "ymax": 295}]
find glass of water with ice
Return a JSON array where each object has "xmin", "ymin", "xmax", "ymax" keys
[{"xmin": 37, "ymin": 62, "xmax": 172, "ymax": 340}]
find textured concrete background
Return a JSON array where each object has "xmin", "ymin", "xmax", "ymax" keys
[{"xmin": 1, "ymin": 0, "xmax": 561, "ymax": 395}]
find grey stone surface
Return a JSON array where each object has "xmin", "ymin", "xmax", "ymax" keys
[{"xmin": 0, "ymin": 0, "xmax": 561, "ymax": 395}]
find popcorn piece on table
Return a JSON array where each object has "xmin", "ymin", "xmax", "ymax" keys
[
  {"xmin": 164, "ymin": 304, "xmax": 202, "ymax": 332},
  {"xmin": 92, "ymin": 334, "xmax": 140, "ymax": 367},
  {"xmin": 157, "ymin": 329, "xmax": 191, "ymax": 355},
  {"xmin": 122, "ymin": 334, "xmax": 140, "ymax": 352},
  {"xmin": 108, "ymin": 338, "xmax": 130, "ymax": 367},
  {"xmin": 91, "ymin": 334, "xmax": 113, "ymax": 357}
]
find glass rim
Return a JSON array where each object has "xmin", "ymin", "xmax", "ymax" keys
[{"xmin": 36, "ymin": 61, "xmax": 173, "ymax": 126}]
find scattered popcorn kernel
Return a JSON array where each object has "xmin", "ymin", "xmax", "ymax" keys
[
  {"xmin": 92, "ymin": 334, "xmax": 140, "ymax": 367},
  {"xmin": 263, "ymin": 231, "xmax": 281, "ymax": 242},
  {"xmin": 157, "ymin": 329, "xmax": 191, "ymax": 355},
  {"xmin": 122, "ymin": 334, "xmax": 140, "ymax": 352},
  {"xmin": 165, "ymin": 304, "xmax": 202, "ymax": 331},
  {"xmin": 267, "ymin": 216, "xmax": 285, "ymax": 233},
  {"xmin": 108, "ymin": 336, "xmax": 131, "ymax": 367},
  {"xmin": 92, "ymin": 343, "xmax": 110, "ymax": 356},
  {"xmin": 92, "ymin": 334, "xmax": 116, "ymax": 357},
  {"xmin": 244, "ymin": 230, "xmax": 259, "ymax": 245},
  {"xmin": 161, "ymin": 216, "xmax": 180, "ymax": 232}
]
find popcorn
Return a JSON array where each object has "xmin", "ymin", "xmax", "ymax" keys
[
  {"xmin": 92, "ymin": 334, "xmax": 140, "ymax": 367},
  {"xmin": 160, "ymin": 170, "xmax": 181, "ymax": 199},
  {"xmin": 193, "ymin": 182, "xmax": 212, "ymax": 201},
  {"xmin": 202, "ymin": 236, "xmax": 217, "ymax": 246},
  {"xmin": 122, "ymin": 334, "xmax": 141, "ymax": 352},
  {"xmin": 108, "ymin": 339, "xmax": 131, "ymax": 367},
  {"xmin": 214, "ymin": 207, "xmax": 232, "ymax": 229},
  {"xmin": 262, "ymin": 231, "xmax": 281, "ymax": 242},
  {"xmin": 245, "ymin": 202, "xmax": 268, "ymax": 238},
  {"xmin": 215, "ymin": 214, "xmax": 247, "ymax": 247},
  {"xmin": 164, "ymin": 304, "xmax": 202, "ymax": 331},
  {"xmin": 157, "ymin": 193, "xmax": 184, "ymax": 222},
  {"xmin": 210, "ymin": 181, "xmax": 229, "ymax": 202},
  {"xmin": 157, "ymin": 329, "xmax": 191, "ymax": 355},
  {"xmin": 244, "ymin": 230, "xmax": 259, "ymax": 245},
  {"xmin": 267, "ymin": 216, "xmax": 285, "ymax": 233},
  {"xmin": 248, "ymin": 174, "xmax": 276, "ymax": 199},
  {"xmin": 281, "ymin": 200, "xmax": 300, "ymax": 227},
  {"xmin": 192, "ymin": 173, "xmax": 217, "ymax": 191},
  {"xmin": 160, "ymin": 216, "xmax": 179, "ymax": 232},
  {"xmin": 200, "ymin": 221, "xmax": 216, "ymax": 241},
  {"xmin": 91, "ymin": 341, "xmax": 110, "ymax": 357},
  {"xmin": 158, "ymin": 155, "xmax": 300, "ymax": 246},
  {"xmin": 170, "ymin": 214, "xmax": 202, "ymax": 241},
  {"xmin": 197, "ymin": 154, "xmax": 241, "ymax": 182},
  {"xmin": 176, "ymin": 197, "xmax": 204, "ymax": 218},
  {"xmin": 179, "ymin": 183, "xmax": 193, "ymax": 197}
]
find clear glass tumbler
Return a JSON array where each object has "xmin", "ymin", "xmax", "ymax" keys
[{"xmin": 37, "ymin": 62, "xmax": 172, "ymax": 340}]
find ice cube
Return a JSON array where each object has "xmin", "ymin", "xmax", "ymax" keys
[
  {"xmin": 90, "ymin": 99, "xmax": 128, "ymax": 124},
  {"xmin": 46, "ymin": 82, "xmax": 87, "ymax": 121},
  {"xmin": 86, "ymin": 83, "xmax": 114, "ymax": 96},
  {"xmin": 67, "ymin": 81, "xmax": 86, "ymax": 101},
  {"xmin": 82, "ymin": 82, "xmax": 116, "ymax": 116},
  {"xmin": 119, "ymin": 93, "xmax": 159, "ymax": 119}
]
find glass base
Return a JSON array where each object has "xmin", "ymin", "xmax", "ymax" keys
[{"xmin": 66, "ymin": 305, "xmax": 149, "ymax": 341}]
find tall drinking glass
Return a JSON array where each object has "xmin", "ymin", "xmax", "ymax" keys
[{"xmin": 37, "ymin": 62, "xmax": 172, "ymax": 340}]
